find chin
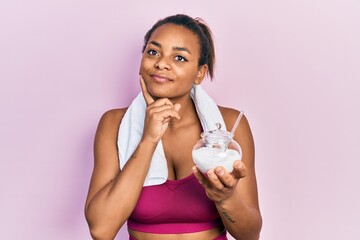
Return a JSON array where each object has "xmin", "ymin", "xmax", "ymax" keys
[
  {"xmin": 146, "ymin": 83, "xmax": 174, "ymax": 98},
  {"xmin": 148, "ymin": 90, "xmax": 173, "ymax": 100}
]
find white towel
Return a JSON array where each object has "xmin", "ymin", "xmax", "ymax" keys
[{"xmin": 117, "ymin": 85, "xmax": 226, "ymax": 186}]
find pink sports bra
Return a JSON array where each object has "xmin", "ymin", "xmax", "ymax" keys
[{"xmin": 128, "ymin": 173, "xmax": 224, "ymax": 234}]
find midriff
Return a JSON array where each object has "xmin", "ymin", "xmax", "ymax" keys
[{"xmin": 129, "ymin": 226, "xmax": 224, "ymax": 240}]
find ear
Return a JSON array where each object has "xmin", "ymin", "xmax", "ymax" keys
[{"xmin": 194, "ymin": 64, "xmax": 208, "ymax": 85}]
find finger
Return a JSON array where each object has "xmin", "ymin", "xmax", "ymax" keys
[
  {"xmin": 192, "ymin": 166, "xmax": 209, "ymax": 187},
  {"xmin": 140, "ymin": 75, "xmax": 154, "ymax": 105},
  {"xmin": 149, "ymin": 98, "xmax": 174, "ymax": 107},
  {"xmin": 148, "ymin": 104, "xmax": 173, "ymax": 114},
  {"xmin": 173, "ymin": 103, "xmax": 181, "ymax": 112},
  {"xmin": 153, "ymin": 109, "xmax": 180, "ymax": 120},
  {"xmin": 163, "ymin": 117, "xmax": 171, "ymax": 123},
  {"xmin": 231, "ymin": 161, "xmax": 247, "ymax": 179},
  {"xmin": 214, "ymin": 167, "xmax": 236, "ymax": 188},
  {"xmin": 207, "ymin": 169, "xmax": 226, "ymax": 191}
]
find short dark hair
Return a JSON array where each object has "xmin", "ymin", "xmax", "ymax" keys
[{"xmin": 142, "ymin": 14, "xmax": 215, "ymax": 79}]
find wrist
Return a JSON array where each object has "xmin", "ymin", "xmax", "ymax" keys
[
  {"xmin": 215, "ymin": 198, "xmax": 230, "ymax": 210},
  {"xmin": 215, "ymin": 192, "xmax": 239, "ymax": 210},
  {"xmin": 139, "ymin": 137, "xmax": 159, "ymax": 148}
]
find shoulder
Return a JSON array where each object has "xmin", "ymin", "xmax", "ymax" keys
[
  {"xmin": 218, "ymin": 106, "xmax": 247, "ymax": 131},
  {"xmin": 218, "ymin": 105, "xmax": 254, "ymax": 144},
  {"xmin": 95, "ymin": 108, "xmax": 128, "ymax": 141},
  {"xmin": 218, "ymin": 106, "xmax": 255, "ymax": 164},
  {"xmin": 99, "ymin": 108, "xmax": 128, "ymax": 127}
]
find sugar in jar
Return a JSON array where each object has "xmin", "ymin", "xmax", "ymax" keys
[{"xmin": 192, "ymin": 124, "xmax": 242, "ymax": 173}]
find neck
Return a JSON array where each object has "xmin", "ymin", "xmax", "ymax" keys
[{"xmin": 168, "ymin": 95, "xmax": 198, "ymax": 129}]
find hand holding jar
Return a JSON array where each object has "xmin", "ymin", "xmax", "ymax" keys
[{"xmin": 192, "ymin": 126, "xmax": 242, "ymax": 173}]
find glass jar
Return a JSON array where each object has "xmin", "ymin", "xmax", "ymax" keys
[{"xmin": 192, "ymin": 124, "xmax": 242, "ymax": 173}]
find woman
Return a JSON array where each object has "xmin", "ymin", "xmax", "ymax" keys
[{"xmin": 85, "ymin": 14, "xmax": 262, "ymax": 240}]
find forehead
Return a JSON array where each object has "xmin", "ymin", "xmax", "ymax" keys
[{"xmin": 148, "ymin": 24, "xmax": 200, "ymax": 53}]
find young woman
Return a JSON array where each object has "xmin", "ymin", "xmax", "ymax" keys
[{"xmin": 85, "ymin": 14, "xmax": 262, "ymax": 240}]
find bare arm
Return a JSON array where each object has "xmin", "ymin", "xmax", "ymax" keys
[
  {"xmin": 85, "ymin": 77, "xmax": 181, "ymax": 239},
  {"xmin": 84, "ymin": 109, "xmax": 158, "ymax": 239},
  {"xmin": 193, "ymin": 108, "xmax": 262, "ymax": 240}
]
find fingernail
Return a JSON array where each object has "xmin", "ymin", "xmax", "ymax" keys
[
  {"xmin": 216, "ymin": 169, "xmax": 224, "ymax": 176},
  {"xmin": 236, "ymin": 162, "xmax": 242, "ymax": 169}
]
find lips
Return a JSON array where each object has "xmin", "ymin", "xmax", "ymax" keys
[{"xmin": 149, "ymin": 73, "xmax": 172, "ymax": 83}]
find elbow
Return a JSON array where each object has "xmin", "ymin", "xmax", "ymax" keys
[
  {"xmin": 85, "ymin": 213, "xmax": 115, "ymax": 240},
  {"xmin": 257, "ymin": 213, "xmax": 263, "ymax": 238},
  {"xmin": 84, "ymin": 203, "xmax": 129, "ymax": 239},
  {"xmin": 88, "ymin": 224, "xmax": 116, "ymax": 240},
  {"xmin": 235, "ymin": 232, "xmax": 261, "ymax": 240},
  {"xmin": 249, "ymin": 212, "xmax": 263, "ymax": 240},
  {"xmin": 234, "ymin": 212, "xmax": 263, "ymax": 240},
  {"xmin": 250, "ymin": 230, "xmax": 262, "ymax": 240},
  {"xmin": 236, "ymin": 232, "xmax": 261, "ymax": 240},
  {"xmin": 85, "ymin": 211, "xmax": 124, "ymax": 240},
  {"xmin": 250, "ymin": 213, "xmax": 263, "ymax": 240}
]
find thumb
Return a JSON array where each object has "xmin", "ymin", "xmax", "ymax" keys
[{"xmin": 231, "ymin": 161, "xmax": 247, "ymax": 179}]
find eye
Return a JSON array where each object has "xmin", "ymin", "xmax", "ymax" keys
[
  {"xmin": 147, "ymin": 49, "xmax": 158, "ymax": 56},
  {"xmin": 174, "ymin": 55, "xmax": 188, "ymax": 62}
]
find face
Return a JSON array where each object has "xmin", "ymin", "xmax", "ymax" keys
[{"xmin": 140, "ymin": 23, "xmax": 207, "ymax": 100}]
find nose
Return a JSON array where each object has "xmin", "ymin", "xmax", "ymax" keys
[{"xmin": 154, "ymin": 56, "xmax": 171, "ymax": 70}]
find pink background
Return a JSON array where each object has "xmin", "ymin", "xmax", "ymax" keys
[{"xmin": 1, "ymin": 0, "xmax": 359, "ymax": 239}]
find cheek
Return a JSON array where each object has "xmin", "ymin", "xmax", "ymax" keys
[
  {"xmin": 178, "ymin": 66, "xmax": 199, "ymax": 80},
  {"xmin": 139, "ymin": 60, "xmax": 148, "ymax": 74},
  {"xmin": 140, "ymin": 57, "xmax": 156, "ymax": 71}
]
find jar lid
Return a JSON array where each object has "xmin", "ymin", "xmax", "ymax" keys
[{"xmin": 201, "ymin": 128, "xmax": 233, "ymax": 143}]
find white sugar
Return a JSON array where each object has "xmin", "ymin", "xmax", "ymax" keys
[{"xmin": 192, "ymin": 147, "xmax": 241, "ymax": 173}]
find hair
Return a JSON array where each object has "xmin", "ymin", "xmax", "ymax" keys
[{"xmin": 142, "ymin": 14, "xmax": 215, "ymax": 80}]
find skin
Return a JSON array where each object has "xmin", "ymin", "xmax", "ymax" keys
[{"xmin": 85, "ymin": 23, "xmax": 262, "ymax": 240}]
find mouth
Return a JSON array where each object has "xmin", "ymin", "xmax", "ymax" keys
[{"xmin": 149, "ymin": 73, "xmax": 173, "ymax": 83}]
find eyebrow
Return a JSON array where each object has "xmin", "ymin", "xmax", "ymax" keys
[{"xmin": 149, "ymin": 41, "xmax": 191, "ymax": 54}]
